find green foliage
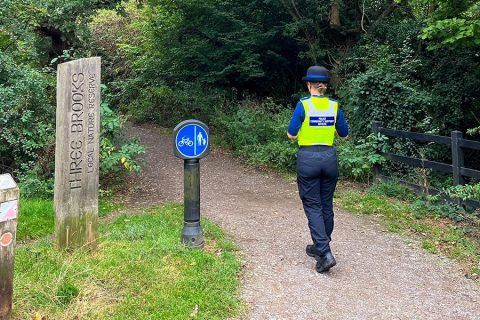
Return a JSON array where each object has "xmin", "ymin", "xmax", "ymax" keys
[
  {"xmin": 136, "ymin": 0, "xmax": 297, "ymax": 95},
  {"xmin": 337, "ymin": 134, "xmax": 387, "ymax": 183},
  {"xmin": 410, "ymin": 199, "xmax": 469, "ymax": 222},
  {"xmin": 422, "ymin": 18, "xmax": 480, "ymax": 49},
  {"xmin": 368, "ymin": 181, "xmax": 416, "ymax": 201},
  {"xmin": 0, "ymin": 0, "xmax": 141, "ymax": 196},
  {"xmin": 417, "ymin": 48, "xmax": 480, "ymax": 134},
  {"xmin": 443, "ymin": 183, "xmax": 480, "ymax": 201},
  {"xmin": 339, "ymin": 67, "xmax": 432, "ymax": 140},
  {"xmin": 414, "ymin": 1, "xmax": 480, "ymax": 49},
  {"xmin": 128, "ymin": 83, "xmax": 226, "ymax": 127},
  {"xmin": 421, "ymin": 240, "xmax": 437, "ymax": 253},
  {"xmin": 0, "ymin": 52, "xmax": 54, "ymax": 171},
  {"xmin": 336, "ymin": 11, "xmax": 480, "ymax": 185},
  {"xmin": 12, "ymin": 89, "xmax": 145, "ymax": 195},
  {"xmin": 100, "ymin": 137, "xmax": 145, "ymax": 176},
  {"xmin": 467, "ymin": 126, "xmax": 480, "ymax": 136},
  {"xmin": 100, "ymin": 97, "xmax": 145, "ymax": 179},
  {"xmin": 0, "ymin": 29, "xmax": 13, "ymax": 50},
  {"xmin": 2, "ymin": 0, "xmax": 479, "ymax": 200},
  {"xmin": 216, "ymin": 103, "xmax": 297, "ymax": 171},
  {"xmin": 0, "ymin": 0, "xmax": 122, "ymax": 65},
  {"xmin": 88, "ymin": 1, "xmax": 143, "ymax": 84},
  {"xmin": 87, "ymin": 0, "xmax": 478, "ymax": 193},
  {"xmin": 17, "ymin": 164, "xmax": 54, "ymax": 199},
  {"xmin": 248, "ymin": 141, "xmax": 298, "ymax": 171},
  {"xmin": 337, "ymin": 10, "xmax": 480, "ymax": 143}
]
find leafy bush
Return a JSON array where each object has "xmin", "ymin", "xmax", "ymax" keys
[
  {"xmin": 420, "ymin": 2, "xmax": 480, "ymax": 49},
  {"xmin": 0, "ymin": 52, "xmax": 54, "ymax": 172},
  {"xmin": 124, "ymin": 0, "xmax": 298, "ymax": 97},
  {"xmin": 15, "ymin": 86, "xmax": 145, "ymax": 196},
  {"xmin": 216, "ymin": 103, "xmax": 297, "ymax": 171},
  {"xmin": 443, "ymin": 183, "xmax": 480, "ymax": 202},
  {"xmin": 409, "ymin": 199, "xmax": 469, "ymax": 222},
  {"xmin": 88, "ymin": 1, "xmax": 144, "ymax": 84},
  {"xmin": 248, "ymin": 141, "xmax": 297, "ymax": 171},
  {"xmin": 100, "ymin": 137, "xmax": 145, "ymax": 177},
  {"xmin": 100, "ymin": 96, "xmax": 145, "ymax": 180},
  {"xmin": 128, "ymin": 83, "xmax": 227, "ymax": 128},
  {"xmin": 17, "ymin": 164, "xmax": 54, "ymax": 199},
  {"xmin": 1, "ymin": 0, "xmax": 137, "ymax": 195},
  {"xmin": 339, "ymin": 67, "xmax": 433, "ymax": 141},
  {"xmin": 336, "ymin": 134, "xmax": 387, "ymax": 183}
]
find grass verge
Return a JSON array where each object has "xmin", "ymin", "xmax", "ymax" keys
[
  {"xmin": 16, "ymin": 197, "xmax": 125, "ymax": 242},
  {"xmin": 12, "ymin": 203, "xmax": 242, "ymax": 319},
  {"xmin": 335, "ymin": 181, "xmax": 480, "ymax": 279},
  {"xmin": 17, "ymin": 198, "xmax": 54, "ymax": 241}
]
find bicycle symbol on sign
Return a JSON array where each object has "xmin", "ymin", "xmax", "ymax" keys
[{"xmin": 177, "ymin": 136, "xmax": 194, "ymax": 147}]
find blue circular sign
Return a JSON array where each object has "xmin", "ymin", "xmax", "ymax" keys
[{"xmin": 175, "ymin": 123, "xmax": 209, "ymax": 159}]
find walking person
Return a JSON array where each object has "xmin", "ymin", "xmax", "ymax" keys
[{"xmin": 287, "ymin": 66, "xmax": 349, "ymax": 273}]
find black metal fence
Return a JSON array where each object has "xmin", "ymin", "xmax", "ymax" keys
[{"xmin": 372, "ymin": 121, "xmax": 480, "ymax": 208}]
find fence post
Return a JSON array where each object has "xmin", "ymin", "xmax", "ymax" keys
[
  {"xmin": 451, "ymin": 130, "xmax": 465, "ymax": 186},
  {"xmin": 0, "ymin": 174, "xmax": 19, "ymax": 320},
  {"xmin": 372, "ymin": 121, "xmax": 384, "ymax": 183}
]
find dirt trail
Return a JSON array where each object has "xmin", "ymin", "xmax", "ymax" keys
[{"xmin": 125, "ymin": 123, "xmax": 480, "ymax": 320}]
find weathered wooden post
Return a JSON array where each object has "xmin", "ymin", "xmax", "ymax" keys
[
  {"xmin": 54, "ymin": 57, "xmax": 101, "ymax": 250},
  {"xmin": 451, "ymin": 130, "xmax": 465, "ymax": 186},
  {"xmin": 372, "ymin": 121, "xmax": 384, "ymax": 183},
  {"xmin": 0, "ymin": 174, "xmax": 19, "ymax": 320}
]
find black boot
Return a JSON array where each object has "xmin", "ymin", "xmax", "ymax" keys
[
  {"xmin": 305, "ymin": 245, "xmax": 322, "ymax": 261},
  {"xmin": 315, "ymin": 251, "xmax": 336, "ymax": 273}
]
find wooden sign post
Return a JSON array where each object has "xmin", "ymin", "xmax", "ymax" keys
[
  {"xmin": 54, "ymin": 57, "xmax": 101, "ymax": 250},
  {"xmin": 0, "ymin": 174, "xmax": 19, "ymax": 320}
]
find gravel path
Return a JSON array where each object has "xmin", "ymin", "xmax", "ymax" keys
[{"xmin": 125, "ymin": 123, "xmax": 480, "ymax": 320}]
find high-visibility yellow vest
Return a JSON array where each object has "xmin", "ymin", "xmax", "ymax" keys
[{"xmin": 298, "ymin": 96, "xmax": 338, "ymax": 146}]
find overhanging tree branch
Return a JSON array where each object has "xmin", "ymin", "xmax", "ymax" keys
[
  {"xmin": 280, "ymin": 0, "xmax": 320, "ymax": 63},
  {"xmin": 367, "ymin": 0, "xmax": 398, "ymax": 33}
]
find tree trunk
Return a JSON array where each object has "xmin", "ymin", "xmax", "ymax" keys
[
  {"xmin": 330, "ymin": 0, "xmax": 341, "ymax": 28},
  {"xmin": 280, "ymin": 0, "xmax": 319, "ymax": 64}
]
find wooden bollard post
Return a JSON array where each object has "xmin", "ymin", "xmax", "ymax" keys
[
  {"xmin": 0, "ymin": 174, "xmax": 19, "ymax": 320},
  {"xmin": 451, "ymin": 130, "xmax": 465, "ymax": 186},
  {"xmin": 54, "ymin": 57, "xmax": 101, "ymax": 250},
  {"xmin": 372, "ymin": 121, "xmax": 384, "ymax": 183}
]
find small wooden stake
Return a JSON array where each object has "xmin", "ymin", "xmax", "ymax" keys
[{"xmin": 0, "ymin": 174, "xmax": 19, "ymax": 320}]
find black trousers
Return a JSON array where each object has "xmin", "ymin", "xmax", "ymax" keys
[{"xmin": 296, "ymin": 145, "xmax": 339, "ymax": 255}]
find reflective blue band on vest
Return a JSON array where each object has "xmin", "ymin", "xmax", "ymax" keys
[{"xmin": 309, "ymin": 116, "xmax": 335, "ymax": 126}]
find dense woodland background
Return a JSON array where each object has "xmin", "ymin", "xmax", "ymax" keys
[{"xmin": 0, "ymin": 0, "xmax": 479, "ymax": 199}]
